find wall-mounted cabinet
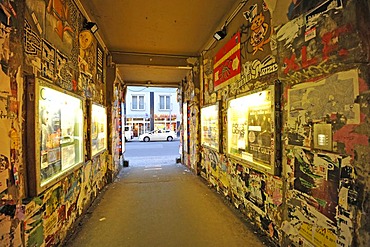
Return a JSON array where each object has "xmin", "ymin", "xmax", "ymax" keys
[
  {"xmin": 227, "ymin": 85, "xmax": 281, "ymax": 175},
  {"xmin": 26, "ymin": 77, "xmax": 84, "ymax": 196},
  {"xmin": 200, "ymin": 103, "xmax": 220, "ymax": 151}
]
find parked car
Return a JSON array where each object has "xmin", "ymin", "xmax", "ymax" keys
[
  {"xmin": 124, "ymin": 125, "xmax": 133, "ymax": 142},
  {"xmin": 139, "ymin": 129, "xmax": 177, "ymax": 142}
]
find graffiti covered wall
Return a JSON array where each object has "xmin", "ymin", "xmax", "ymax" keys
[
  {"xmin": 277, "ymin": 1, "xmax": 370, "ymax": 246},
  {"xmin": 200, "ymin": 0, "xmax": 370, "ymax": 246},
  {"xmin": 1, "ymin": 0, "xmax": 122, "ymax": 246}
]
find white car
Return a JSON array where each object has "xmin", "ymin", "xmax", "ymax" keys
[{"xmin": 139, "ymin": 130, "xmax": 177, "ymax": 142}]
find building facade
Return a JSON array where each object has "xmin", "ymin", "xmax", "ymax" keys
[{"xmin": 124, "ymin": 86, "xmax": 181, "ymax": 137}]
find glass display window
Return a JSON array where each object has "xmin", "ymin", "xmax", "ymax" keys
[
  {"xmin": 201, "ymin": 103, "xmax": 220, "ymax": 151},
  {"xmin": 227, "ymin": 85, "xmax": 280, "ymax": 175},
  {"xmin": 26, "ymin": 77, "xmax": 84, "ymax": 196},
  {"xmin": 91, "ymin": 103, "xmax": 107, "ymax": 157}
]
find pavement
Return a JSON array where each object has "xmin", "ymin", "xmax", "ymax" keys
[{"xmin": 63, "ymin": 163, "xmax": 272, "ymax": 247}]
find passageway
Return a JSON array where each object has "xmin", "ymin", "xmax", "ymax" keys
[{"xmin": 64, "ymin": 163, "xmax": 270, "ymax": 247}]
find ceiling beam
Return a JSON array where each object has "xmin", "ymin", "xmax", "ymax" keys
[
  {"xmin": 123, "ymin": 80, "xmax": 181, "ymax": 88},
  {"xmin": 111, "ymin": 51, "xmax": 191, "ymax": 67}
]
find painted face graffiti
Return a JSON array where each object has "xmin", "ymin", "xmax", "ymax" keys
[{"xmin": 250, "ymin": 12, "xmax": 270, "ymax": 55}]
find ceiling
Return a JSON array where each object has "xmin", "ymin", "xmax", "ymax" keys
[{"xmin": 77, "ymin": 0, "xmax": 240, "ymax": 88}]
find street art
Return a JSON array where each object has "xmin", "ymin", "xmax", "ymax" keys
[
  {"xmin": 243, "ymin": 55, "xmax": 278, "ymax": 83},
  {"xmin": 79, "ymin": 30, "xmax": 96, "ymax": 76},
  {"xmin": 277, "ymin": 10, "xmax": 357, "ymax": 85},
  {"xmin": 244, "ymin": 4, "xmax": 271, "ymax": 55},
  {"xmin": 241, "ymin": 2, "xmax": 272, "ymax": 60},
  {"xmin": 0, "ymin": 0, "xmax": 16, "ymax": 27},
  {"xmin": 281, "ymin": 22, "xmax": 351, "ymax": 73},
  {"xmin": 46, "ymin": 0, "xmax": 73, "ymax": 41},
  {"xmin": 41, "ymin": 40, "xmax": 56, "ymax": 81},
  {"xmin": 55, "ymin": 50, "xmax": 73, "ymax": 90},
  {"xmin": 213, "ymin": 32, "xmax": 241, "ymax": 90},
  {"xmin": 97, "ymin": 45, "xmax": 104, "ymax": 84},
  {"xmin": 23, "ymin": 21, "xmax": 40, "ymax": 56}
]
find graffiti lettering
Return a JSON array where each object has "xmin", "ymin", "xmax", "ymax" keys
[
  {"xmin": 283, "ymin": 61, "xmax": 339, "ymax": 85},
  {"xmin": 243, "ymin": 55, "xmax": 278, "ymax": 82},
  {"xmin": 283, "ymin": 24, "xmax": 352, "ymax": 74},
  {"xmin": 283, "ymin": 54, "xmax": 300, "ymax": 74},
  {"xmin": 322, "ymin": 24, "xmax": 351, "ymax": 60},
  {"xmin": 261, "ymin": 64, "xmax": 278, "ymax": 75}
]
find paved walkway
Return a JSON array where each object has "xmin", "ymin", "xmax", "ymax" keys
[{"xmin": 64, "ymin": 163, "xmax": 271, "ymax": 247}]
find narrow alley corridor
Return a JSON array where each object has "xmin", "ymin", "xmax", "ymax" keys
[{"xmin": 64, "ymin": 163, "xmax": 270, "ymax": 247}]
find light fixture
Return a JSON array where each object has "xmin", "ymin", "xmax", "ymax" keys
[
  {"xmin": 213, "ymin": 27, "xmax": 227, "ymax": 41},
  {"xmin": 84, "ymin": 21, "xmax": 98, "ymax": 34}
]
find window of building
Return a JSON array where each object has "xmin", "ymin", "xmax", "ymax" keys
[
  {"xmin": 159, "ymin": 95, "xmax": 171, "ymax": 110},
  {"xmin": 132, "ymin": 95, "xmax": 145, "ymax": 110}
]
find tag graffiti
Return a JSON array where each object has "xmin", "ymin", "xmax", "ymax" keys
[{"xmin": 243, "ymin": 55, "xmax": 278, "ymax": 82}]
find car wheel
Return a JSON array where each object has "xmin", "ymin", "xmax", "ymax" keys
[
  {"xmin": 167, "ymin": 136, "xmax": 173, "ymax": 141},
  {"xmin": 143, "ymin": 136, "xmax": 150, "ymax": 142},
  {"xmin": 125, "ymin": 137, "xmax": 128, "ymax": 142}
]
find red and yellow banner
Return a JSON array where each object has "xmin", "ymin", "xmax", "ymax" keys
[{"xmin": 213, "ymin": 32, "xmax": 241, "ymax": 90}]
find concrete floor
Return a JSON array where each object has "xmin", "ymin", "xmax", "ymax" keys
[{"xmin": 64, "ymin": 163, "xmax": 271, "ymax": 247}]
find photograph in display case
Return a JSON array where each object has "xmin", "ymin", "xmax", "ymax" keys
[
  {"xmin": 91, "ymin": 103, "xmax": 107, "ymax": 157},
  {"xmin": 201, "ymin": 103, "xmax": 220, "ymax": 151},
  {"xmin": 227, "ymin": 85, "xmax": 279, "ymax": 175},
  {"xmin": 27, "ymin": 77, "xmax": 84, "ymax": 196}
]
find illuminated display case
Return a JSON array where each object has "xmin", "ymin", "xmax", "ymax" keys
[
  {"xmin": 91, "ymin": 103, "xmax": 107, "ymax": 157},
  {"xmin": 26, "ymin": 77, "xmax": 84, "ymax": 196},
  {"xmin": 201, "ymin": 103, "xmax": 220, "ymax": 151},
  {"xmin": 227, "ymin": 85, "xmax": 281, "ymax": 175}
]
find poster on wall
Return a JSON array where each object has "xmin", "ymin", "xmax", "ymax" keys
[
  {"xmin": 247, "ymin": 104, "xmax": 272, "ymax": 164},
  {"xmin": 182, "ymin": 102, "xmax": 189, "ymax": 154},
  {"xmin": 286, "ymin": 70, "xmax": 360, "ymax": 147},
  {"xmin": 227, "ymin": 85, "xmax": 278, "ymax": 175},
  {"xmin": 292, "ymin": 147, "xmax": 340, "ymax": 223},
  {"xmin": 213, "ymin": 32, "xmax": 241, "ymax": 90}
]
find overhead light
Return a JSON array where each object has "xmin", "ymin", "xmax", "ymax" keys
[
  {"xmin": 176, "ymin": 66, "xmax": 192, "ymax": 70},
  {"xmin": 213, "ymin": 27, "xmax": 227, "ymax": 41},
  {"xmin": 84, "ymin": 22, "xmax": 98, "ymax": 34}
]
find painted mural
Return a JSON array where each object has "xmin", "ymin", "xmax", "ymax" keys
[{"xmin": 239, "ymin": 0, "xmax": 277, "ymax": 90}]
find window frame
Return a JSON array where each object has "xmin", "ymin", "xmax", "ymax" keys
[
  {"xmin": 159, "ymin": 95, "xmax": 171, "ymax": 111},
  {"xmin": 131, "ymin": 94, "xmax": 145, "ymax": 110}
]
